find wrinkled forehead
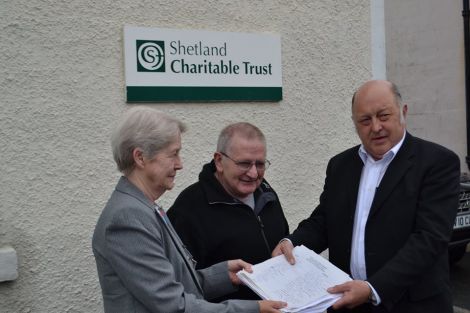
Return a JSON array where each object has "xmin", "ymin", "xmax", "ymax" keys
[
  {"xmin": 226, "ymin": 135, "xmax": 266, "ymax": 155},
  {"xmin": 353, "ymin": 85, "xmax": 399, "ymax": 113}
]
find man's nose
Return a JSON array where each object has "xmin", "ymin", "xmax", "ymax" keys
[
  {"xmin": 246, "ymin": 163, "xmax": 259, "ymax": 177},
  {"xmin": 371, "ymin": 118, "xmax": 382, "ymax": 132}
]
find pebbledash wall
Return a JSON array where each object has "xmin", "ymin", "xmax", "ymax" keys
[{"xmin": 0, "ymin": 1, "xmax": 371, "ymax": 312}]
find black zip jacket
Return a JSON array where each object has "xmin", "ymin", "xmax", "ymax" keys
[{"xmin": 168, "ymin": 160, "xmax": 289, "ymax": 301}]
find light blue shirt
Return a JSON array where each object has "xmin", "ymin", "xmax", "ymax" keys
[{"xmin": 350, "ymin": 130, "xmax": 406, "ymax": 303}]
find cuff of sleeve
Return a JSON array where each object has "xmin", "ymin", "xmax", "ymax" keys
[
  {"xmin": 365, "ymin": 281, "xmax": 381, "ymax": 306},
  {"xmin": 280, "ymin": 238, "xmax": 293, "ymax": 245}
]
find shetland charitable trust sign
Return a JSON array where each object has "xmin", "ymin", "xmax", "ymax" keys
[{"xmin": 124, "ymin": 26, "xmax": 282, "ymax": 102}]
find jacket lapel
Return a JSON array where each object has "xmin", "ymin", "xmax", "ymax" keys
[
  {"xmin": 369, "ymin": 133, "xmax": 414, "ymax": 217},
  {"xmin": 155, "ymin": 208, "xmax": 204, "ymax": 294},
  {"xmin": 347, "ymin": 151, "xmax": 365, "ymax": 218},
  {"xmin": 116, "ymin": 176, "xmax": 204, "ymax": 294}
]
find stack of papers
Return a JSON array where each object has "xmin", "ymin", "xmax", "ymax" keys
[{"xmin": 237, "ymin": 245, "xmax": 352, "ymax": 313}]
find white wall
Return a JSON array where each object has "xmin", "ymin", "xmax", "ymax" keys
[
  {"xmin": 385, "ymin": 0, "xmax": 466, "ymax": 171},
  {"xmin": 0, "ymin": 0, "xmax": 371, "ymax": 311}
]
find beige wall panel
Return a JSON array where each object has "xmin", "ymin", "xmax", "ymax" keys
[{"xmin": 385, "ymin": 0, "xmax": 466, "ymax": 171}]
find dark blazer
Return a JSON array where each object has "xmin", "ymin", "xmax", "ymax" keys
[
  {"xmin": 92, "ymin": 176, "xmax": 259, "ymax": 313},
  {"xmin": 289, "ymin": 133, "xmax": 460, "ymax": 313}
]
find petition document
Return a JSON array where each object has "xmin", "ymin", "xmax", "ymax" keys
[{"xmin": 237, "ymin": 245, "xmax": 352, "ymax": 313}]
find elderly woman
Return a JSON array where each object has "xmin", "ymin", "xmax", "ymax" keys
[{"xmin": 92, "ymin": 107, "xmax": 285, "ymax": 313}]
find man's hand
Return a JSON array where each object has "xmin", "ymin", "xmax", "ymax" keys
[
  {"xmin": 259, "ymin": 300, "xmax": 288, "ymax": 313},
  {"xmin": 227, "ymin": 259, "xmax": 253, "ymax": 285},
  {"xmin": 271, "ymin": 239, "xmax": 296, "ymax": 265},
  {"xmin": 327, "ymin": 280, "xmax": 371, "ymax": 309}
]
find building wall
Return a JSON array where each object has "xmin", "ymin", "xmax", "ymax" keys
[
  {"xmin": 385, "ymin": 0, "xmax": 466, "ymax": 171},
  {"xmin": 0, "ymin": 0, "xmax": 371, "ymax": 311}
]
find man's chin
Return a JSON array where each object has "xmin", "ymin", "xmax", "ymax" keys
[{"xmin": 238, "ymin": 184, "xmax": 258, "ymax": 194}]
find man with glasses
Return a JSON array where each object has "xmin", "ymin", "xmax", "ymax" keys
[{"xmin": 168, "ymin": 122, "xmax": 289, "ymax": 301}]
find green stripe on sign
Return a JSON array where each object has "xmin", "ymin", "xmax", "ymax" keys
[{"xmin": 126, "ymin": 86, "xmax": 282, "ymax": 102}]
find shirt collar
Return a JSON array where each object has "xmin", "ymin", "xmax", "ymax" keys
[{"xmin": 358, "ymin": 130, "xmax": 406, "ymax": 164}]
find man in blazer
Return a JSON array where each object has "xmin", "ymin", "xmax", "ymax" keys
[{"xmin": 273, "ymin": 80, "xmax": 460, "ymax": 313}]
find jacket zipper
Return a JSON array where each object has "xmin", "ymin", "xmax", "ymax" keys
[
  {"xmin": 257, "ymin": 215, "xmax": 272, "ymax": 257},
  {"xmin": 211, "ymin": 200, "xmax": 273, "ymax": 257}
]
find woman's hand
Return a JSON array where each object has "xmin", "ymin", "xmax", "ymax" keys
[
  {"xmin": 227, "ymin": 259, "xmax": 252, "ymax": 285},
  {"xmin": 259, "ymin": 300, "xmax": 288, "ymax": 313}
]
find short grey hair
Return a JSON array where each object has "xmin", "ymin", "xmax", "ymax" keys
[
  {"xmin": 111, "ymin": 106, "xmax": 186, "ymax": 175},
  {"xmin": 216, "ymin": 122, "xmax": 266, "ymax": 153}
]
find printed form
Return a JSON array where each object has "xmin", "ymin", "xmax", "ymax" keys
[{"xmin": 237, "ymin": 245, "xmax": 352, "ymax": 313}]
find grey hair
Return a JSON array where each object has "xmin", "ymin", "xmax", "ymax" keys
[
  {"xmin": 390, "ymin": 82, "xmax": 403, "ymax": 106},
  {"xmin": 216, "ymin": 122, "xmax": 266, "ymax": 153},
  {"xmin": 111, "ymin": 106, "xmax": 186, "ymax": 175}
]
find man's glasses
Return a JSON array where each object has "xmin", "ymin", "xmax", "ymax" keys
[{"xmin": 219, "ymin": 152, "xmax": 271, "ymax": 171}]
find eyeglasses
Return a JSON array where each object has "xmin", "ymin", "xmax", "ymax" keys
[{"xmin": 219, "ymin": 152, "xmax": 271, "ymax": 171}]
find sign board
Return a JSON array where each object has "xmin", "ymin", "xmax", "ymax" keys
[{"xmin": 124, "ymin": 26, "xmax": 282, "ymax": 102}]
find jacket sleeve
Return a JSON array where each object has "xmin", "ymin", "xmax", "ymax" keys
[
  {"xmin": 104, "ymin": 208, "xmax": 259, "ymax": 313},
  {"xmin": 197, "ymin": 261, "xmax": 239, "ymax": 300}
]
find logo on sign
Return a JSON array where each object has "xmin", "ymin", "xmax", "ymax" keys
[{"xmin": 136, "ymin": 40, "xmax": 165, "ymax": 72}]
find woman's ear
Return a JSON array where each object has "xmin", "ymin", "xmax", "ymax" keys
[{"xmin": 133, "ymin": 148, "xmax": 145, "ymax": 169}]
